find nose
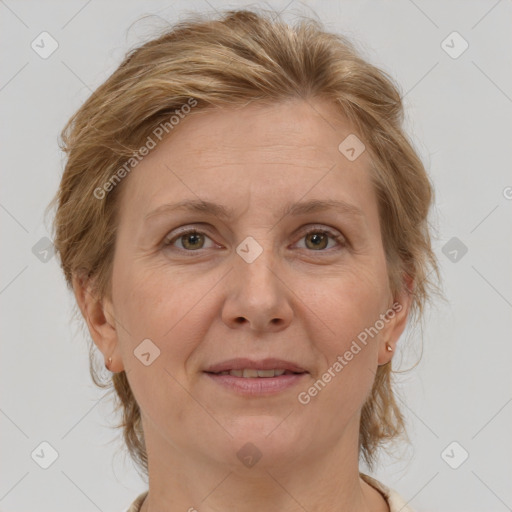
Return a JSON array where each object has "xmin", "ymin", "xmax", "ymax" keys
[{"xmin": 220, "ymin": 242, "xmax": 293, "ymax": 333}]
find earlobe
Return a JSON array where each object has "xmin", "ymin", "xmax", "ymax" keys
[
  {"xmin": 71, "ymin": 274, "xmax": 122, "ymax": 371},
  {"xmin": 377, "ymin": 274, "xmax": 414, "ymax": 365}
]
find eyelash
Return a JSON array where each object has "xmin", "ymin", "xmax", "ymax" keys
[{"xmin": 162, "ymin": 226, "xmax": 347, "ymax": 254}]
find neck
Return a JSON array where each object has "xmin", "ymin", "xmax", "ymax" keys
[{"xmin": 138, "ymin": 414, "xmax": 389, "ymax": 512}]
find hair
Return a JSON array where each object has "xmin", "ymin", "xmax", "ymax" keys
[{"xmin": 48, "ymin": 7, "xmax": 442, "ymax": 478}]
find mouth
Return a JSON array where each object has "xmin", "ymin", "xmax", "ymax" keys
[
  {"xmin": 203, "ymin": 359, "xmax": 308, "ymax": 396},
  {"xmin": 205, "ymin": 368, "xmax": 305, "ymax": 378},
  {"xmin": 204, "ymin": 357, "xmax": 308, "ymax": 375}
]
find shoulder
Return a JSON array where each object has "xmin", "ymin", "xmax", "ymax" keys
[
  {"xmin": 360, "ymin": 473, "xmax": 415, "ymax": 512},
  {"xmin": 125, "ymin": 490, "xmax": 148, "ymax": 512}
]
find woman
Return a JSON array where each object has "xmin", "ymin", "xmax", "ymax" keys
[{"xmin": 50, "ymin": 8, "xmax": 440, "ymax": 512}]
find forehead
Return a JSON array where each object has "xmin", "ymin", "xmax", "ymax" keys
[
  {"xmin": 154, "ymin": 98, "xmax": 362, "ymax": 164},
  {"xmin": 116, "ymin": 98, "xmax": 378, "ymax": 226}
]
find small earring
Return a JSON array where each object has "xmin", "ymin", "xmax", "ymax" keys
[
  {"xmin": 105, "ymin": 356, "xmax": 112, "ymax": 371},
  {"xmin": 385, "ymin": 343, "xmax": 393, "ymax": 353}
]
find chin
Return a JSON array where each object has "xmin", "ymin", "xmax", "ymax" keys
[{"xmin": 221, "ymin": 417, "xmax": 304, "ymax": 462}]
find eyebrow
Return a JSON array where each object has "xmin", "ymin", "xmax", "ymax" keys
[{"xmin": 144, "ymin": 198, "xmax": 365, "ymax": 223}]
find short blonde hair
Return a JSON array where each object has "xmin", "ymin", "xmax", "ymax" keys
[{"xmin": 49, "ymin": 7, "xmax": 441, "ymax": 476}]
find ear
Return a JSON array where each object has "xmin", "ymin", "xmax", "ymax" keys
[
  {"xmin": 377, "ymin": 273, "xmax": 414, "ymax": 365},
  {"xmin": 71, "ymin": 273, "xmax": 124, "ymax": 373}
]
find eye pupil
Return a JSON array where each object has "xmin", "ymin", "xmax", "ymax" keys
[
  {"xmin": 306, "ymin": 232, "xmax": 328, "ymax": 250},
  {"xmin": 182, "ymin": 232, "xmax": 204, "ymax": 249}
]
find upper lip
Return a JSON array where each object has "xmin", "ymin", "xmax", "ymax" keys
[{"xmin": 205, "ymin": 358, "xmax": 308, "ymax": 374}]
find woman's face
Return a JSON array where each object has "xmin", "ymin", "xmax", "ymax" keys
[{"xmin": 95, "ymin": 98, "xmax": 409, "ymax": 471}]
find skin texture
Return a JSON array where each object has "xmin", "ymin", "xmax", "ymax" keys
[{"xmin": 73, "ymin": 98, "xmax": 412, "ymax": 512}]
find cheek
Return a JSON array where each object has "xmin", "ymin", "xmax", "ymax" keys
[
  {"xmin": 112, "ymin": 261, "xmax": 216, "ymax": 368},
  {"xmin": 317, "ymin": 261, "xmax": 390, "ymax": 340},
  {"xmin": 306, "ymin": 264, "xmax": 389, "ymax": 403},
  {"xmin": 113, "ymin": 258, "xmax": 184, "ymax": 333},
  {"xmin": 112, "ymin": 266, "xmax": 208, "ymax": 421}
]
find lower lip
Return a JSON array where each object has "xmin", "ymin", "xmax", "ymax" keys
[{"xmin": 204, "ymin": 372, "xmax": 307, "ymax": 396}]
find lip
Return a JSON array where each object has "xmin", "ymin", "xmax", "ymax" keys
[
  {"xmin": 204, "ymin": 372, "xmax": 308, "ymax": 396},
  {"xmin": 204, "ymin": 357, "xmax": 307, "ymax": 374},
  {"xmin": 204, "ymin": 357, "xmax": 309, "ymax": 397}
]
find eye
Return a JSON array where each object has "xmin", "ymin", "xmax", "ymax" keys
[
  {"xmin": 163, "ymin": 226, "xmax": 346, "ymax": 253},
  {"xmin": 163, "ymin": 229, "xmax": 216, "ymax": 252},
  {"xmin": 295, "ymin": 227, "xmax": 347, "ymax": 251}
]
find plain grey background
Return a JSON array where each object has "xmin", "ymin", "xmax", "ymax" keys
[{"xmin": 1, "ymin": 1, "xmax": 511, "ymax": 511}]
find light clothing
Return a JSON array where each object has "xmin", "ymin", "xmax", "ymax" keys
[
  {"xmin": 126, "ymin": 473, "xmax": 414, "ymax": 512},
  {"xmin": 360, "ymin": 473, "xmax": 414, "ymax": 511},
  {"xmin": 126, "ymin": 491, "xmax": 147, "ymax": 512}
]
